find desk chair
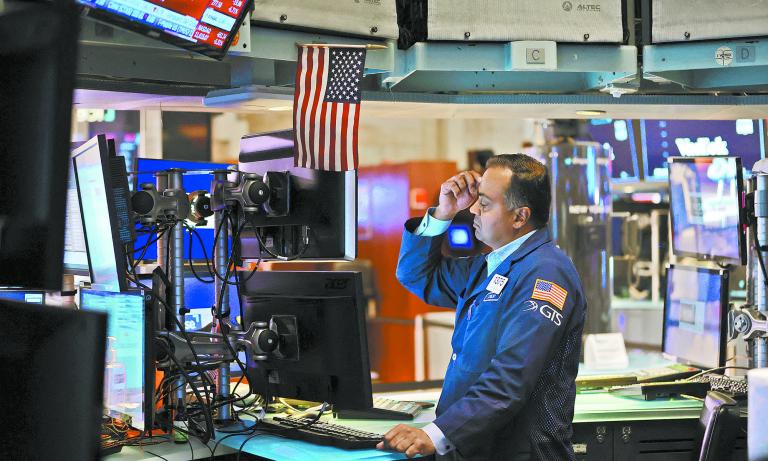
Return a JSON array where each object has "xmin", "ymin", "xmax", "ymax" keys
[{"xmin": 693, "ymin": 391, "xmax": 740, "ymax": 461}]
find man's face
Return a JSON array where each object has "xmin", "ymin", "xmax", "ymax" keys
[{"xmin": 469, "ymin": 167, "xmax": 528, "ymax": 250}]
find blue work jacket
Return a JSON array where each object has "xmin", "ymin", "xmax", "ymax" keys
[{"xmin": 396, "ymin": 221, "xmax": 586, "ymax": 461}]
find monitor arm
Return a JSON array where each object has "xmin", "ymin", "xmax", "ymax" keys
[
  {"xmin": 729, "ymin": 307, "xmax": 768, "ymax": 342},
  {"xmin": 156, "ymin": 321, "xmax": 280, "ymax": 368}
]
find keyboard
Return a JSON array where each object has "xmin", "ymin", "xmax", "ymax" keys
[
  {"xmin": 692, "ymin": 373, "xmax": 748, "ymax": 396},
  {"xmin": 257, "ymin": 416, "xmax": 383, "ymax": 449},
  {"xmin": 335, "ymin": 397, "xmax": 426, "ymax": 420}
]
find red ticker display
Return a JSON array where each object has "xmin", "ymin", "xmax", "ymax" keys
[{"xmin": 78, "ymin": 0, "xmax": 250, "ymax": 59}]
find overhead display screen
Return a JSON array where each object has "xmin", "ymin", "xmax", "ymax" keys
[
  {"xmin": 78, "ymin": 0, "xmax": 250, "ymax": 59},
  {"xmin": 642, "ymin": 119, "xmax": 765, "ymax": 180},
  {"xmin": 587, "ymin": 119, "xmax": 639, "ymax": 181}
]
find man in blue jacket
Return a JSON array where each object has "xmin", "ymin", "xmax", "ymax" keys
[{"xmin": 377, "ymin": 154, "xmax": 586, "ymax": 460}]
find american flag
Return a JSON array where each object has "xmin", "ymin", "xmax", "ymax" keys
[
  {"xmin": 292, "ymin": 45, "xmax": 366, "ymax": 171},
  {"xmin": 531, "ymin": 278, "xmax": 568, "ymax": 311}
]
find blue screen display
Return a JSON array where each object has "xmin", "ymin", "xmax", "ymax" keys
[
  {"xmin": 664, "ymin": 266, "xmax": 724, "ymax": 369},
  {"xmin": 134, "ymin": 158, "xmax": 232, "ymax": 261},
  {"xmin": 448, "ymin": 224, "xmax": 474, "ymax": 250},
  {"xmin": 587, "ymin": 119, "xmax": 639, "ymax": 181},
  {"xmin": 80, "ymin": 289, "xmax": 146, "ymax": 429},
  {"xmin": 642, "ymin": 119, "xmax": 765, "ymax": 180},
  {"xmin": 0, "ymin": 291, "xmax": 45, "ymax": 304},
  {"xmin": 668, "ymin": 156, "xmax": 743, "ymax": 262}
]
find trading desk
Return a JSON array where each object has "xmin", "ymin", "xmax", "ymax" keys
[
  {"xmin": 107, "ymin": 391, "xmax": 745, "ymax": 461},
  {"xmin": 213, "ymin": 390, "xmax": 716, "ymax": 461}
]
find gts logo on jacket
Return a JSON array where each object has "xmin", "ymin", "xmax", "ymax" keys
[{"xmin": 523, "ymin": 300, "xmax": 563, "ymax": 326}]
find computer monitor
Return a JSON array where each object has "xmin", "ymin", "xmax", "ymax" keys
[
  {"xmin": 133, "ymin": 158, "xmax": 233, "ymax": 261},
  {"xmin": 77, "ymin": 0, "xmax": 251, "ymax": 60},
  {"xmin": 239, "ymin": 271, "xmax": 372, "ymax": 410},
  {"xmin": 80, "ymin": 289, "xmax": 154, "ymax": 432},
  {"xmin": 238, "ymin": 130, "xmax": 357, "ymax": 261},
  {"xmin": 668, "ymin": 156, "xmax": 746, "ymax": 264},
  {"xmin": 73, "ymin": 134, "xmax": 130, "ymax": 292},
  {"xmin": 0, "ymin": 0, "xmax": 79, "ymax": 290},
  {"xmin": 586, "ymin": 119, "xmax": 640, "ymax": 182},
  {"xmin": 0, "ymin": 289, "xmax": 45, "ymax": 304},
  {"xmin": 642, "ymin": 119, "xmax": 765, "ymax": 180},
  {"xmin": 64, "ymin": 142, "xmax": 91, "ymax": 275},
  {"xmin": 662, "ymin": 265, "xmax": 728, "ymax": 370},
  {"xmin": 0, "ymin": 300, "xmax": 106, "ymax": 460},
  {"xmin": 447, "ymin": 224, "xmax": 474, "ymax": 250}
]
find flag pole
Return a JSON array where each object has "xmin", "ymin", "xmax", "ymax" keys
[{"xmin": 296, "ymin": 43, "xmax": 388, "ymax": 50}]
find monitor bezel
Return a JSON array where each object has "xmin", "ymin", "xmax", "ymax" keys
[
  {"xmin": 661, "ymin": 264, "xmax": 729, "ymax": 370},
  {"xmin": 77, "ymin": 0, "xmax": 252, "ymax": 61},
  {"xmin": 667, "ymin": 155, "xmax": 747, "ymax": 266},
  {"xmin": 79, "ymin": 287, "xmax": 155, "ymax": 432},
  {"xmin": 73, "ymin": 134, "xmax": 129, "ymax": 293}
]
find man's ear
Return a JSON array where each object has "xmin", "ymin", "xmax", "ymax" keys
[{"xmin": 513, "ymin": 207, "xmax": 532, "ymax": 229}]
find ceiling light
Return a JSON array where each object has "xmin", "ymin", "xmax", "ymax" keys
[{"xmin": 575, "ymin": 110, "xmax": 607, "ymax": 116}]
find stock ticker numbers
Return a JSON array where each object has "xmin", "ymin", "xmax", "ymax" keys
[{"xmin": 190, "ymin": 0, "xmax": 241, "ymax": 48}]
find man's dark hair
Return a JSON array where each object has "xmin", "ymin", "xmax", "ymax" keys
[{"xmin": 485, "ymin": 154, "xmax": 551, "ymax": 228}]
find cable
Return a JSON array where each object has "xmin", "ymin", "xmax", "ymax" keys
[
  {"xmin": 143, "ymin": 451, "xmax": 169, "ymax": 461},
  {"xmin": 752, "ymin": 224, "xmax": 768, "ymax": 288},
  {"xmin": 185, "ymin": 225, "xmax": 215, "ymax": 284},
  {"xmin": 209, "ymin": 427, "xmax": 258, "ymax": 461},
  {"xmin": 249, "ymin": 219, "xmax": 310, "ymax": 261},
  {"xmin": 685, "ymin": 366, "xmax": 751, "ymax": 381},
  {"xmin": 158, "ymin": 340, "xmax": 214, "ymax": 444},
  {"xmin": 125, "ymin": 273, "xmax": 216, "ymax": 393},
  {"xmin": 235, "ymin": 432, "xmax": 270, "ymax": 461}
]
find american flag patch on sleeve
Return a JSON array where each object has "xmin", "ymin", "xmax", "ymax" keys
[{"xmin": 531, "ymin": 278, "xmax": 568, "ymax": 310}]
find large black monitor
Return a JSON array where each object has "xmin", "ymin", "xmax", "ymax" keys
[
  {"xmin": 73, "ymin": 135, "xmax": 130, "ymax": 292},
  {"xmin": 662, "ymin": 265, "xmax": 728, "ymax": 370},
  {"xmin": 238, "ymin": 130, "xmax": 357, "ymax": 261},
  {"xmin": 0, "ymin": 0, "xmax": 79, "ymax": 290},
  {"xmin": 0, "ymin": 300, "xmax": 106, "ymax": 459},
  {"xmin": 586, "ymin": 119, "xmax": 640, "ymax": 182},
  {"xmin": 642, "ymin": 119, "xmax": 765, "ymax": 181},
  {"xmin": 239, "ymin": 271, "xmax": 372, "ymax": 410},
  {"xmin": 77, "ymin": 0, "xmax": 251, "ymax": 60},
  {"xmin": 80, "ymin": 288, "xmax": 155, "ymax": 432},
  {"xmin": 668, "ymin": 156, "xmax": 746, "ymax": 265}
]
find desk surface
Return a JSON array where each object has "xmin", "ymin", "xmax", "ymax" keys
[{"xmin": 215, "ymin": 389, "xmax": 703, "ymax": 461}]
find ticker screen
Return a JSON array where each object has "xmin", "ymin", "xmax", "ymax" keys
[{"xmin": 78, "ymin": 0, "xmax": 249, "ymax": 58}]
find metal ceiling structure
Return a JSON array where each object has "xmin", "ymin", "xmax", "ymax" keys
[{"xmin": 75, "ymin": 17, "xmax": 768, "ymax": 114}]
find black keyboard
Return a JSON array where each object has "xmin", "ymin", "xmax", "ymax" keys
[
  {"xmin": 692, "ymin": 373, "xmax": 748, "ymax": 396},
  {"xmin": 336, "ymin": 397, "xmax": 426, "ymax": 420},
  {"xmin": 257, "ymin": 416, "xmax": 383, "ymax": 449}
]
